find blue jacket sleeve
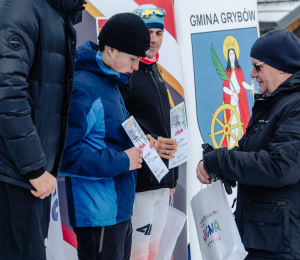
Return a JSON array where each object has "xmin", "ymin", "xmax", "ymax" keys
[{"xmin": 60, "ymin": 83, "xmax": 130, "ymax": 179}]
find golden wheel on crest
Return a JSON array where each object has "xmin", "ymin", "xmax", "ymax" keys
[{"xmin": 209, "ymin": 102, "xmax": 243, "ymax": 150}]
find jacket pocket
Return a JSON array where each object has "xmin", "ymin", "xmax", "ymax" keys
[{"xmin": 243, "ymin": 198, "xmax": 291, "ymax": 253}]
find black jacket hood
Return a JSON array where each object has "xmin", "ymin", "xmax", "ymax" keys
[{"xmin": 46, "ymin": 0, "xmax": 86, "ymax": 24}]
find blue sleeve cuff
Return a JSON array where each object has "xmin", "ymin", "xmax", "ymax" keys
[{"xmin": 120, "ymin": 151, "xmax": 130, "ymax": 171}]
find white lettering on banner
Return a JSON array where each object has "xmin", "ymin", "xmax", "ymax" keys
[{"xmin": 190, "ymin": 9, "xmax": 255, "ymax": 27}]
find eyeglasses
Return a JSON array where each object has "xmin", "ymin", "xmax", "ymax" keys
[
  {"xmin": 136, "ymin": 8, "xmax": 166, "ymax": 19},
  {"xmin": 253, "ymin": 62, "xmax": 264, "ymax": 72}
]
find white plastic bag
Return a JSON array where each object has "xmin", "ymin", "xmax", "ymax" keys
[
  {"xmin": 155, "ymin": 196, "xmax": 187, "ymax": 260},
  {"xmin": 190, "ymin": 180, "xmax": 248, "ymax": 260}
]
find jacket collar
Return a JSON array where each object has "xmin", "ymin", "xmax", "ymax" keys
[
  {"xmin": 275, "ymin": 71, "xmax": 300, "ymax": 93},
  {"xmin": 46, "ymin": 0, "xmax": 86, "ymax": 24},
  {"xmin": 75, "ymin": 41, "xmax": 129, "ymax": 86},
  {"xmin": 96, "ymin": 52, "xmax": 130, "ymax": 85},
  {"xmin": 254, "ymin": 71, "xmax": 300, "ymax": 104},
  {"xmin": 138, "ymin": 61, "xmax": 156, "ymax": 72}
]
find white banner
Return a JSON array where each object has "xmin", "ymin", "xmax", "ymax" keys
[
  {"xmin": 174, "ymin": 1, "xmax": 259, "ymax": 259},
  {"xmin": 46, "ymin": 185, "xmax": 66, "ymax": 260}
]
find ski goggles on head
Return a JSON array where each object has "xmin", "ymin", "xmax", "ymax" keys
[{"xmin": 137, "ymin": 8, "xmax": 166, "ymax": 19}]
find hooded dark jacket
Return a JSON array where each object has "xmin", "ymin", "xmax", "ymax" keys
[
  {"xmin": 204, "ymin": 72, "xmax": 300, "ymax": 259},
  {"xmin": 0, "ymin": 0, "xmax": 85, "ymax": 190},
  {"xmin": 119, "ymin": 61, "xmax": 178, "ymax": 192}
]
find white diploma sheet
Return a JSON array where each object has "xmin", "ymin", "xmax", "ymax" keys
[
  {"xmin": 169, "ymin": 102, "xmax": 190, "ymax": 169},
  {"xmin": 122, "ymin": 116, "xmax": 169, "ymax": 182}
]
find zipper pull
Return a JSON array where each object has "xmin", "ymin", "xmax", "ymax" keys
[
  {"xmin": 261, "ymin": 120, "xmax": 269, "ymax": 130},
  {"xmin": 273, "ymin": 202, "xmax": 285, "ymax": 212},
  {"xmin": 231, "ymin": 197, "xmax": 237, "ymax": 208},
  {"xmin": 273, "ymin": 204, "xmax": 279, "ymax": 213}
]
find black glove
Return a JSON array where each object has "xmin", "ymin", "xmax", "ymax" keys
[
  {"xmin": 201, "ymin": 143, "xmax": 236, "ymax": 195},
  {"xmin": 218, "ymin": 176, "xmax": 236, "ymax": 195},
  {"xmin": 202, "ymin": 143, "xmax": 214, "ymax": 154}
]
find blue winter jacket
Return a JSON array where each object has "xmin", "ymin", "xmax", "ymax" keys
[{"xmin": 60, "ymin": 41, "xmax": 136, "ymax": 227}]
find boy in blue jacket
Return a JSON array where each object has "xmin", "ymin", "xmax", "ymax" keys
[{"xmin": 60, "ymin": 13, "xmax": 154, "ymax": 260}]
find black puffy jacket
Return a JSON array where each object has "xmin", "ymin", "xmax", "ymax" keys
[
  {"xmin": 0, "ymin": 0, "xmax": 85, "ymax": 190},
  {"xmin": 204, "ymin": 72, "xmax": 300, "ymax": 259},
  {"xmin": 119, "ymin": 61, "xmax": 178, "ymax": 192}
]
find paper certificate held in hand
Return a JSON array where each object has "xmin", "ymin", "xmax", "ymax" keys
[
  {"xmin": 169, "ymin": 102, "xmax": 190, "ymax": 169},
  {"xmin": 122, "ymin": 116, "xmax": 169, "ymax": 182}
]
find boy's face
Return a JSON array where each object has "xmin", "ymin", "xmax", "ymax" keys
[{"xmin": 110, "ymin": 49, "xmax": 141, "ymax": 74}]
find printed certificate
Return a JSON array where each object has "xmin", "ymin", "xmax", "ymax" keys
[
  {"xmin": 169, "ymin": 102, "xmax": 190, "ymax": 169},
  {"xmin": 122, "ymin": 116, "xmax": 169, "ymax": 182}
]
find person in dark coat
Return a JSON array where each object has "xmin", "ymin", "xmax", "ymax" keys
[
  {"xmin": 0, "ymin": 0, "xmax": 85, "ymax": 259},
  {"xmin": 197, "ymin": 29, "xmax": 300, "ymax": 259},
  {"xmin": 118, "ymin": 5, "xmax": 179, "ymax": 259}
]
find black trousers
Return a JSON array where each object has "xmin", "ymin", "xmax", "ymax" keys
[
  {"xmin": 0, "ymin": 181, "xmax": 51, "ymax": 260},
  {"xmin": 73, "ymin": 219, "xmax": 132, "ymax": 260}
]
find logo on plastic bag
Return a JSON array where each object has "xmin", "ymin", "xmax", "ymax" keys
[{"xmin": 199, "ymin": 210, "xmax": 222, "ymax": 246}]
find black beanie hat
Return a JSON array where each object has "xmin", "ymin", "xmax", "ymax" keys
[
  {"xmin": 98, "ymin": 13, "xmax": 150, "ymax": 57},
  {"xmin": 250, "ymin": 29, "xmax": 300, "ymax": 74}
]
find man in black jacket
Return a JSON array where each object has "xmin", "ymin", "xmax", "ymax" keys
[
  {"xmin": 197, "ymin": 29, "xmax": 300, "ymax": 259},
  {"xmin": 0, "ymin": 0, "xmax": 85, "ymax": 259},
  {"xmin": 118, "ymin": 5, "xmax": 178, "ymax": 259}
]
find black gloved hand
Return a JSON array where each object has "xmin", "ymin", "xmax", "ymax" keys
[
  {"xmin": 219, "ymin": 176, "xmax": 236, "ymax": 195},
  {"xmin": 201, "ymin": 143, "xmax": 236, "ymax": 195},
  {"xmin": 202, "ymin": 143, "xmax": 214, "ymax": 154},
  {"xmin": 201, "ymin": 143, "xmax": 217, "ymax": 178}
]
